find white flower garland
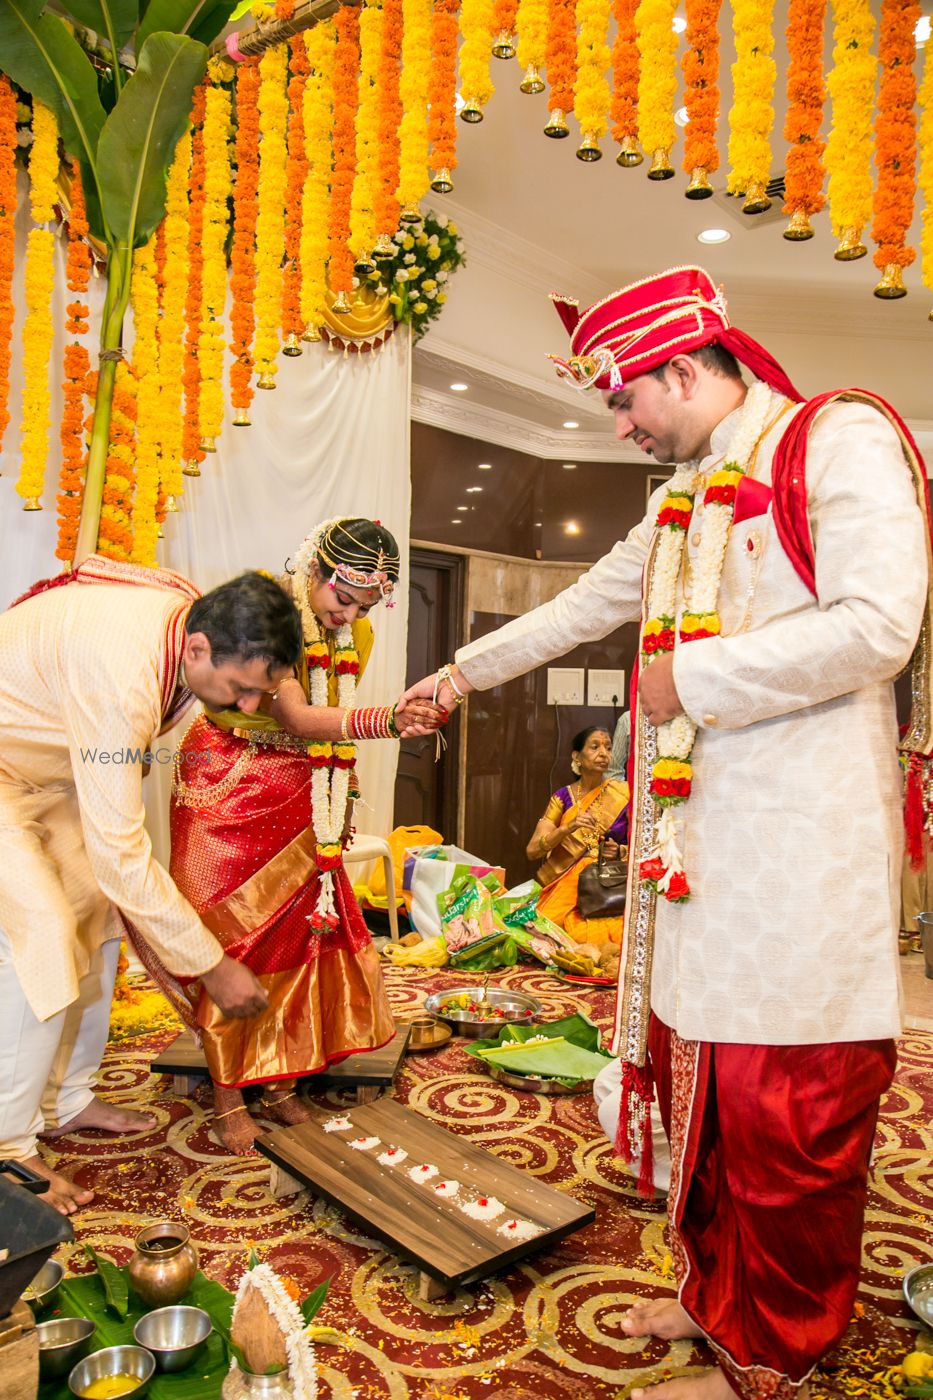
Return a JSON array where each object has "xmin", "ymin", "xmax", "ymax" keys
[{"xmin": 231, "ymin": 1262, "xmax": 318, "ymax": 1399}]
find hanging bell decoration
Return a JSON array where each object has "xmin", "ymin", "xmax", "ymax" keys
[
  {"xmin": 576, "ymin": 131, "xmax": 602, "ymax": 162},
  {"xmin": 460, "ymin": 97, "xmax": 484, "ymax": 123},
  {"xmin": 431, "ymin": 167, "xmax": 454, "ymax": 193},
  {"xmin": 544, "ymin": 108, "xmax": 570, "ymax": 138},
  {"xmin": 165, "ymin": 494, "xmax": 179, "ymax": 512},
  {"xmin": 302, "ymin": 323, "xmax": 323, "ymax": 342},
  {"xmin": 492, "ymin": 29, "xmax": 516, "ymax": 58},
  {"xmin": 257, "ymin": 369, "xmax": 277, "ymax": 388},
  {"xmin": 647, "ymin": 148, "xmax": 674, "ymax": 180},
  {"xmin": 156, "ymin": 522, "xmax": 164, "ymax": 539},
  {"xmin": 22, "ymin": 497, "xmax": 41, "ymax": 511},
  {"xmin": 183, "ymin": 459, "xmax": 201, "ymax": 477},
  {"xmin": 685, "ymin": 167, "xmax": 713, "ymax": 199},
  {"xmin": 742, "ymin": 181, "xmax": 772, "ymax": 214},
  {"xmin": 282, "ymin": 333, "xmax": 304, "ymax": 356},
  {"xmin": 399, "ymin": 205, "xmax": 422, "ymax": 226},
  {"xmin": 354, "ymin": 250, "xmax": 377, "ymax": 277},
  {"xmin": 331, "ymin": 289, "xmax": 352, "ymax": 314},
  {"xmin": 520, "ymin": 64, "xmax": 545, "ymax": 94},
  {"xmin": 373, "ymin": 233, "xmax": 396, "ymax": 259},
  {"xmin": 874, "ymin": 263, "xmax": 908, "ymax": 299},
  {"xmin": 616, "ymin": 134, "xmax": 643, "ymax": 167},
  {"xmin": 783, "ymin": 210, "xmax": 814, "ymax": 241},
  {"xmin": 233, "ymin": 406, "xmax": 252, "ymax": 426},
  {"xmin": 199, "ymin": 435, "xmax": 216, "ymax": 453},
  {"xmin": 834, "ymin": 226, "xmax": 867, "ymax": 261}
]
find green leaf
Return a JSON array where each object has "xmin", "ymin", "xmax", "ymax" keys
[
  {"xmin": 228, "ymin": 0, "xmax": 252, "ymax": 17},
  {"xmin": 97, "ymin": 30, "xmax": 206, "ymax": 247},
  {"xmin": 300, "ymin": 1279, "xmax": 330, "ymax": 1325},
  {"xmin": 0, "ymin": 0, "xmax": 106, "ymax": 217},
  {"xmin": 62, "ymin": 0, "xmax": 138, "ymax": 53},
  {"xmin": 83, "ymin": 1244, "xmax": 129, "ymax": 1319},
  {"xmin": 137, "ymin": 0, "xmax": 238, "ymax": 52}
]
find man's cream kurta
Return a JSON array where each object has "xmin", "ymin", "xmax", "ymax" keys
[
  {"xmin": 456, "ymin": 394, "xmax": 928, "ymax": 1046},
  {"xmin": 0, "ymin": 581, "xmax": 223, "ymax": 1021}
]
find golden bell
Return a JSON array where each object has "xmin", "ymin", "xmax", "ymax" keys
[
  {"xmin": 257, "ymin": 369, "xmax": 277, "ymax": 389},
  {"xmin": 616, "ymin": 134, "xmax": 643, "ymax": 167},
  {"xmin": 22, "ymin": 497, "xmax": 41, "ymax": 511},
  {"xmin": 353, "ymin": 251, "xmax": 376, "ymax": 277},
  {"xmin": 647, "ymin": 148, "xmax": 674, "ymax": 180},
  {"xmin": 834, "ymin": 226, "xmax": 867, "ymax": 261},
  {"xmin": 156, "ymin": 522, "xmax": 164, "ymax": 539},
  {"xmin": 199, "ymin": 435, "xmax": 216, "ymax": 453},
  {"xmin": 576, "ymin": 131, "xmax": 602, "ymax": 162},
  {"xmin": 544, "ymin": 108, "xmax": 570, "ymax": 139},
  {"xmin": 929, "ymin": 306, "xmax": 933, "ymax": 323},
  {"xmin": 492, "ymin": 30, "xmax": 516, "ymax": 59},
  {"xmin": 520, "ymin": 64, "xmax": 545, "ymax": 95},
  {"xmin": 874, "ymin": 263, "xmax": 908, "ymax": 299},
  {"xmin": 783, "ymin": 209, "xmax": 814, "ymax": 241},
  {"xmin": 431, "ymin": 167, "xmax": 454, "ymax": 193},
  {"xmin": 302, "ymin": 323, "xmax": 323, "ymax": 342},
  {"xmin": 183, "ymin": 458, "xmax": 201, "ymax": 477},
  {"xmin": 331, "ymin": 289, "xmax": 352, "ymax": 315},
  {"xmin": 460, "ymin": 97, "xmax": 484, "ymax": 124},
  {"xmin": 165, "ymin": 494, "xmax": 179, "ymax": 513},
  {"xmin": 282, "ymin": 332, "xmax": 303, "ymax": 356},
  {"xmin": 685, "ymin": 167, "xmax": 713, "ymax": 200},
  {"xmin": 742, "ymin": 181, "xmax": 772, "ymax": 214},
  {"xmin": 399, "ymin": 205, "xmax": 422, "ymax": 226},
  {"xmin": 373, "ymin": 233, "xmax": 396, "ymax": 259},
  {"xmin": 233, "ymin": 406, "xmax": 252, "ymax": 426}
]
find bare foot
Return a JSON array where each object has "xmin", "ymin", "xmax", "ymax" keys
[
  {"xmin": 631, "ymin": 1372, "xmax": 809, "ymax": 1400},
  {"xmin": 42, "ymin": 1095, "xmax": 157, "ymax": 1138},
  {"xmin": 8, "ymin": 1155, "xmax": 95, "ymax": 1217},
  {"xmin": 260, "ymin": 1088, "xmax": 312, "ymax": 1128},
  {"xmin": 212, "ymin": 1083, "xmax": 260, "ymax": 1155},
  {"xmin": 621, "ymin": 1298, "xmax": 704, "ymax": 1341}
]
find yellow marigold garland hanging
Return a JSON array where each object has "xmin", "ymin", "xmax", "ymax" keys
[
  {"xmin": 727, "ymin": 0, "xmax": 776, "ymax": 208},
  {"xmin": 398, "ymin": 0, "xmax": 432, "ymax": 219},
  {"xmin": 824, "ymin": 0, "xmax": 876, "ymax": 258},
  {"xmin": 0, "ymin": 76, "xmax": 16, "ymax": 456},
  {"xmin": 199, "ymin": 81, "xmax": 232, "ymax": 445},
  {"xmin": 130, "ymin": 237, "xmax": 161, "ymax": 565},
  {"xmin": 329, "ymin": 7, "xmax": 360, "ymax": 300},
  {"xmin": 255, "ymin": 42, "xmax": 289, "ymax": 384},
  {"xmin": 301, "ymin": 23, "xmax": 336, "ymax": 335},
  {"xmin": 871, "ymin": 0, "xmax": 920, "ymax": 297},
  {"xmin": 681, "ymin": 0, "xmax": 720, "ymax": 192},
  {"xmin": 611, "ymin": 0, "xmax": 641, "ymax": 162},
  {"xmin": 459, "ymin": 0, "xmax": 496, "ymax": 120},
  {"xmin": 545, "ymin": 0, "xmax": 576, "ymax": 131},
  {"xmin": 283, "ymin": 40, "xmax": 309, "ymax": 349},
  {"xmin": 350, "ymin": 1, "xmax": 383, "ymax": 268},
  {"xmin": 96, "ymin": 363, "xmax": 136, "ymax": 561},
  {"xmin": 182, "ymin": 86, "xmax": 207, "ymax": 474},
  {"xmin": 429, "ymin": 0, "xmax": 460, "ymax": 190},
  {"xmin": 56, "ymin": 159, "xmax": 91, "ymax": 563},
  {"xmin": 18, "ymin": 100, "xmax": 58, "ymax": 510},
  {"xmin": 516, "ymin": 0, "xmax": 548, "ymax": 93},
  {"xmin": 574, "ymin": 0, "xmax": 612, "ymax": 158},
  {"xmin": 158, "ymin": 131, "xmax": 190, "ymax": 498},
  {"xmin": 920, "ymin": 30, "xmax": 933, "ymax": 313},
  {"xmin": 231, "ymin": 61, "xmax": 260, "ymax": 412},
  {"xmin": 782, "ymin": 0, "xmax": 827, "ymax": 237},
  {"xmin": 375, "ymin": 0, "xmax": 403, "ymax": 245},
  {"xmin": 636, "ymin": 0, "xmax": 678, "ymax": 175}
]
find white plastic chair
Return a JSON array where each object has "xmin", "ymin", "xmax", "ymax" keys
[{"xmin": 343, "ymin": 833, "xmax": 400, "ymax": 942}]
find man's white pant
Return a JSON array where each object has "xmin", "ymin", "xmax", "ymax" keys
[
  {"xmin": 0, "ymin": 932, "xmax": 119, "ymax": 1158},
  {"xmin": 593, "ymin": 1055, "xmax": 672, "ymax": 1194}
]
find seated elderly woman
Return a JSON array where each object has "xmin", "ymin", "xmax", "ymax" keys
[{"xmin": 526, "ymin": 725, "xmax": 629, "ymax": 948}]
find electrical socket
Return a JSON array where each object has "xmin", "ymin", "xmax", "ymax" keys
[
  {"xmin": 588, "ymin": 668, "xmax": 626, "ymax": 707},
  {"xmin": 546, "ymin": 667, "xmax": 585, "ymax": 705}
]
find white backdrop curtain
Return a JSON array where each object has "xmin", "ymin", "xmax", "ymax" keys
[{"xmin": 0, "ymin": 178, "xmax": 413, "ymax": 862}]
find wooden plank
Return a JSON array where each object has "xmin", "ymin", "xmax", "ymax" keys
[
  {"xmin": 256, "ymin": 1099, "xmax": 595, "ymax": 1291},
  {"xmin": 151, "ymin": 1026, "xmax": 411, "ymax": 1090}
]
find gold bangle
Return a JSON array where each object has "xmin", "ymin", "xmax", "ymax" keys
[
  {"xmin": 340, "ymin": 709, "xmax": 351, "ymax": 741},
  {"xmin": 437, "ymin": 663, "xmax": 465, "ymax": 705}
]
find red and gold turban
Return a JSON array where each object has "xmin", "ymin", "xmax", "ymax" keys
[{"xmin": 549, "ymin": 265, "xmax": 803, "ymax": 403}]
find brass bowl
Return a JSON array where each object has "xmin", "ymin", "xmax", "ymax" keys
[
  {"xmin": 403, "ymin": 1014, "xmax": 454, "ymax": 1053},
  {"xmin": 68, "ymin": 1344, "xmax": 155, "ymax": 1398},
  {"xmin": 133, "ymin": 1305, "xmax": 211, "ymax": 1372},
  {"xmin": 37, "ymin": 1317, "xmax": 96, "ymax": 1379},
  {"xmin": 24, "ymin": 1258, "xmax": 64, "ymax": 1314}
]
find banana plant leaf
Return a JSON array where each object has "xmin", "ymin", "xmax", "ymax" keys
[
  {"xmin": 466, "ymin": 1013, "xmax": 612, "ymax": 1085},
  {"xmin": 63, "ymin": 0, "xmax": 139, "ymax": 54},
  {"xmin": 97, "ymin": 29, "xmax": 206, "ymax": 247},
  {"xmin": 137, "ymin": 0, "xmax": 240, "ymax": 55}
]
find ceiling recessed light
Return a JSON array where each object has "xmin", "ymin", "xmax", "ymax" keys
[
  {"xmin": 450, "ymin": 518, "xmax": 462, "ymax": 524},
  {"xmin": 534, "ymin": 521, "xmax": 543, "ymax": 527},
  {"xmin": 697, "ymin": 228, "xmax": 731, "ymax": 245},
  {"xmin": 562, "ymin": 463, "xmax": 577, "ymax": 470},
  {"xmin": 917, "ymin": 14, "xmax": 931, "ymax": 43},
  {"xmin": 457, "ymin": 505, "xmax": 468, "ymax": 511},
  {"xmin": 564, "ymin": 521, "xmax": 581, "ymax": 535},
  {"xmin": 672, "ymin": 15, "xmax": 687, "ymax": 31},
  {"xmin": 466, "ymin": 486, "xmax": 483, "ymax": 492},
  {"xmin": 450, "ymin": 382, "xmax": 469, "ymax": 391},
  {"xmin": 563, "ymin": 420, "xmax": 579, "ymax": 429},
  {"xmin": 477, "ymin": 462, "xmax": 492, "ymax": 470},
  {"xmin": 674, "ymin": 105, "xmax": 690, "ymax": 127}
]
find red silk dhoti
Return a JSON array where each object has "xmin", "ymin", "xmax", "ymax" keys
[{"xmin": 648, "ymin": 1013, "xmax": 896, "ymax": 1400}]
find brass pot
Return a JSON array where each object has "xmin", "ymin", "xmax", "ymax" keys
[{"xmin": 128, "ymin": 1223, "xmax": 198, "ymax": 1308}]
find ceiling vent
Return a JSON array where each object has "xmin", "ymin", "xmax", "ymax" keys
[{"xmin": 709, "ymin": 175, "xmax": 787, "ymax": 228}]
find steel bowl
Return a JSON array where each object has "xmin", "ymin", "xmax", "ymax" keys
[
  {"xmin": 485, "ymin": 1063, "xmax": 591, "ymax": 1095},
  {"xmin": 68, "ymin": 1344, "xmax": 155, "ymax": 1398},
  {"xmin": 23, "ymin": 1258, "xmax": 64, "ymax": 1314},
  {"xmin": 904, "ymin": 1263, "xmax": 933, "ymax": 1327},
  {"xmin": 133, "ymin": 1304, "xmax": 212, "ymax": 1372},
  {"xmin": 424, "ymin": 987, "xmax": 541, "ymax": 1039},
  {"xmin": 37, "ymin": 1317, "xmax": 96, "ymax": 1379}
]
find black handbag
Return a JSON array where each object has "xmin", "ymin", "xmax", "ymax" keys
[{"xmin": 576, "ymin": 840, "xmax": 628, "ymax": 920}]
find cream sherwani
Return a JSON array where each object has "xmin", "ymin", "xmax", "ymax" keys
[{"xmin": 456, "ymin": 393, "xmax": 928, "ymax": 1047}]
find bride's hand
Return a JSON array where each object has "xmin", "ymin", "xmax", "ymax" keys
[{"xmin": 394, "ymin": 699, "xmax": 448, "ymax": 737}]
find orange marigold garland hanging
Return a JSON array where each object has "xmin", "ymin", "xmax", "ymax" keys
[
  {"xmin": 574, "ymin": 0, "xmax": 612, "ymax": 160},
  {"xmin": 516, "ymin": 0, "xmax": 548, "ymax": 94},
  {"xmin": 159, "ymin": 130, "xmax": 190, "ymax": 498},
  {"xmin": 611, "ymin": 0, "xmax": 642, "ymax": 164},
  {"xmin": 255, "ymin": 43, "xmax": 289, "ymax": 383},
  {"xmin": 283, "ymin": 39, "xmax": 309, "ymax": 352},
  {"xmin": 398, "ymin": 0, "xmax": 432, "ymax": 223},
  {"xmin": 920, "ymin": 28, "xmax": 933, "ymax": 315},
  {"xmin": 18, "ymin": 100, "xmax": 59, "ymax": 510},
  {"xmin": 130, "ymin": 237, "xmax": 161, "ymax": 566},
  {"xmin": 97, "ymin": 364, "xmax": 137, "ymax": 562},
  {"xmin": 231, "ymin": 61, "xmax": 260, "ymax": 416},
  {"xmin": 56, "ymin": 160, "xmax": 91, "ymax": 562},
  {"xmin": 492, "ymin": 0, "xmax": 519, "ymax": 57},
  {"xmin": 825, "ymin": 0, "xmax": 876, "ymax": 260},
  {"xmin": 636, "ymin": 0, "xmax": 679, "ymax": 176},
  {"xmin": 429, "ymin": 0, "xmax": 460, "ymax": 191},
  {"xmin": 544, "ymin": 0, "xmax": 576, "ymax": 136},
  {"xmin": 350, "ymin": 1, "xmax": 383, "ymax": 272},
  {"xmin": 329, "ymin": 6, "xmax": 360, "ymax": 305},
  {"xmin": 374, "ymin": 0, "xmax": 403, "ymax": 251},
  {"xmin": 871, "ymin": 0, "xmax": 920, "ymax": 298},
  {"xmin": 727, "ymin": 0, "xmax": 776, "ymax": 211},
  {"xmin": 782, "ymin": 0, "xmax": 827, "ymax": 238},
  {"xmin": 200, "ymin": 80, "xmax": 233, "ymax": 446},
  {"xmin": 681, "ymin": 0, "xmax": 721, "ymax": 195},
  {"xmin": 459, "ymin": 0, "xmax": 496, "ymax": 123},
  {"xmin": 0, "ymin": 76, "xmax": 17, "ymax": 456},
  {"xmin": 301, "ymin": 23, "xmax": 336, "ymax": 335},
  {"xmin": 182, "ymin": 85, "xmax": 207, "ymax": 475}
]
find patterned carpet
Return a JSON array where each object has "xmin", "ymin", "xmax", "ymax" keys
[{"xmin": 41, "ymin": 962, "xmax": 933, "ymax": 1400}]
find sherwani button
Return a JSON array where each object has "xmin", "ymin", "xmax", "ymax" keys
[{"xmin": 704, "ymin": 714, "xmax": 719, "ymax": 726}]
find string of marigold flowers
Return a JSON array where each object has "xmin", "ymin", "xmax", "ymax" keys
[
  {"xmin": 283, "ymin": 40, "xmax": 309, "ymax": 344},
  {"xmin": 56, "ymin": 159, "xmax": 91, "ymax": 563},
  {"xmin": 824, "ymin": 0, "xmax": 875, "ymax": 252},
  {"xmin": 350, "ymin": 0, "xmax": 382, "ymax": 266},
  {"xmin": 255, "ymin": 42, "xmax": 289, "ymax": 380},
  {"xmin": 429, "ymin": 0, "xmax": 460, "ymax": 183},
  {"xmin": 375, "ymin": 0, "xmax": 403, "ymax": 242},
  {"xmin": 682, "ymin": 0, "xmax": 720, "ymax": 178},
  {"xmin": 727, "ymin": 0, "xmax": 776, "ymax": 199},
  {"xmin": 199, "ymin": 80, "xmax": 232, "ymax": 446},
  {"xmin": 231, "ymin": 62, "xmax": 260, "ymax": 412},
  {"xmin": 398, "ymin": 0, "xmax": 432, "ymax": 216},
  {"xmin": 783, "ymin": 0, "xmax": 827, "ymax": 225},
  {"xmin": 182, "ymin": 85, "xmax": 207, "ymax": 472},
  {"xmin": 636, "ymin": 0, "xmax": 678, "ymax": 163},
  {"xmin": 871, "ymin": 0, "xmax": 920, "ymax": 276},
  {"xmin": 17, "ymin": 100, "xmax": 59, "ymax": 510},
  {"xmin": 301, "ymin": 23, "xmax": 336, "ymax": 335},
  {"xmin": 157, "ymin": 130, "xmax": 189, "ymax": 500},
  {"xmin": 919, "ymin": 30, "xmax": 933, "ymax": 308},
  {"xmin": 130, "ymin": 236, "xmax": 161, "ymax": 565},
  {"xmin": 611, "ymin": 0, "xmax": 640, "ymax": 155},
  {"xmin": 459, "ymin": 0, "xmax": 496, "ymax": 115},
  {"xmin": 575, "ymin": 0, "xmax": 612, "ymax": 150},
  {"xmin": 329, "ymin": 6, "xmax": 359, "ymax": 296},
  {"xmin": 493, "ymin": 0, "xmax": 519, "ymax": 49},
  {"xmin": 516, "ymin": 0, "xmax": 548, "ymax": 89},
  {"xmin": 96, "ymin": 364, "xmax": 136, "ymax": 561},
  {"xmin": 545, "ymin": 0, "xmax": 576, "ymax": 117},
  {"xmin": 0, "ymin": 76, "xmax": 17, "ymax": 457}
]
